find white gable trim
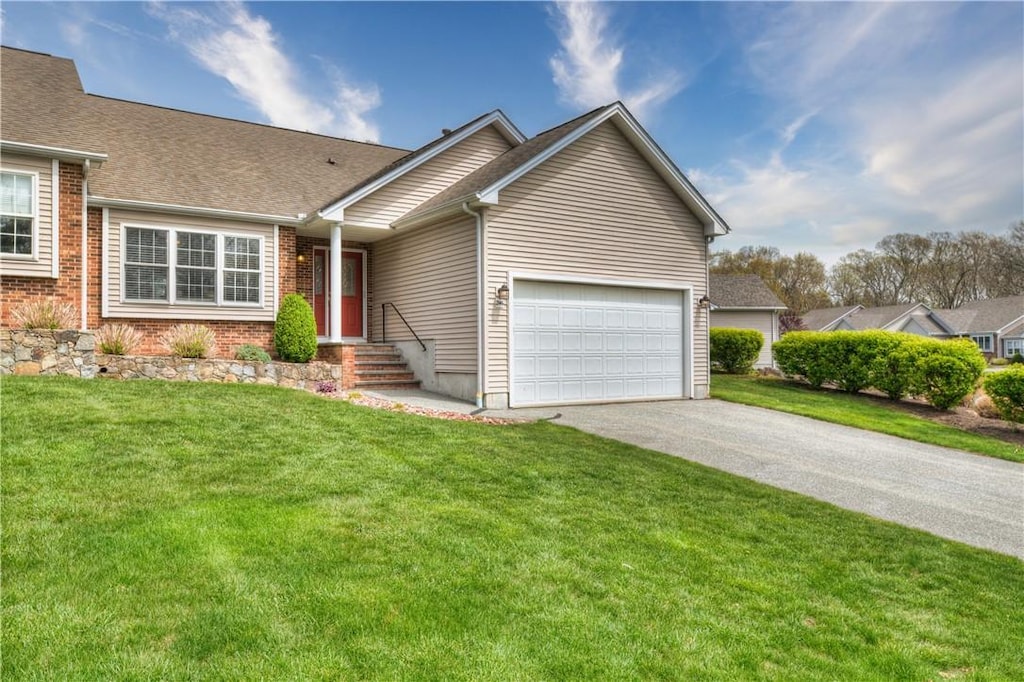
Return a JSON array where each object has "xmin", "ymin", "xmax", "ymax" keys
[
  {"xmin": 1, "ymin": 140, "xmax": 107, "ymax": 165},
  {"xmin": 318, "ymin": 111, "xmax": 525, "ymax": 221}
]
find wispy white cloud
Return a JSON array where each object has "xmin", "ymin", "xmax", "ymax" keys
[
  {"xmin": 549, "ymin": 1, "xmax": 683, "ymax": 119},
  {"xmin": 148, "ymin": 1, "xmax": 380, "ymax": 142},
  {"xmin": 703, "ymin": 2, "xmax": 1022, "ymax": 257}
]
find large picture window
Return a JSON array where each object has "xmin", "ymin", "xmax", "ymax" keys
[
  {"xmin": 124, "ymin": 226, "xmax": 261, "ymax": 305},
  {"xmin": 0, "ymin": 171, "xmax": 35, "ymax": 257}
]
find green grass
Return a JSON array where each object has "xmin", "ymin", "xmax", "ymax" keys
[
  {"xmin": 712, "ymin": 374, "xmax": 1024, "ymax": 463},
  {"xmin": 3, "ymin": 377, "xmax": 1023, "ymax": 680}
]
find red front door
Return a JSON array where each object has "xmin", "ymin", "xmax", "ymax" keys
[
  {"xmin": 341, "ymin": 251, "xmax": 364, "ymax": 338},
  {"xmin": 313, "ymin": 249, "xmax": 329, "ymax": 336}
]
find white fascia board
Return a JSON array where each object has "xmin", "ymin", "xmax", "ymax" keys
[
  {"xmin": 89, "ymin": 195, "xmax": 301, "ymax": 226},
  {"xmin": 475, "ymin": 103, "xmax": 731, "ymax": 237},
  {"xmin": 1, "ymin": 140, "xmax": 108, "ymax": 165},
  {"xmin": 318, "ymin": 111, "xmax": 525, "ymax": 221}
]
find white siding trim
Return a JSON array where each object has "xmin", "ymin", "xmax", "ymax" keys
[
  {"xmin": 101, "ymin": 208, "xmax": 110, "ymax": 318},
  {"xmin": 508, "ymin": 270, "xmax": 693, "ymax": 292},
  {"xmin": 272, "ymin": 224, "xmax": 280, "ymax": 312},
  {"xmin": 51, "ymin": 159, "xmax": 60, "ymax": 278},
  {"xmin": 91, "ymin": 195, "xmax": 299, "ymax": 226},
  {"xmin": 80, "ymin": 174, "xmax": 88, "ymax": 329}
]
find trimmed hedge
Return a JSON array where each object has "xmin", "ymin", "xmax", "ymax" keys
[
  {"xmin": 710, "ymin": 328, "xmax": 764, "ymax": 374},
  {"xmin": 983, "ymin": 366, "xmax": 1024, "ymax": 424},
  {"xmin": 274, "ymin": 294, "xmax": 318, "ymax": 363},
  {"xmin": 773, "ymin": 331, "xmax": 986, "ymax": 410}
]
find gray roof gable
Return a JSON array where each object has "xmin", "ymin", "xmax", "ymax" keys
[
  {"xmin": 934, "ymin": 295, "xmax": 1024, "ymax": 334},
  {"xmin": 709, "ymin": 274, "xmax": 786, "ymax": 309}
]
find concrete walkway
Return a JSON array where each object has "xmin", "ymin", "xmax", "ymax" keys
[{"xmin": 369, "ymin": 390, "xmax": 1024, "ymax": 559}]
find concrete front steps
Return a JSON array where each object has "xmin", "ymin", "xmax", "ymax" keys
[{"xmin": 350, "ymin": 344, "xmax": 420, "ymax": 390}]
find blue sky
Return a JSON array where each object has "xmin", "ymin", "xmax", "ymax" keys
[{"xmin": 2, "ymin": 1, "xmax": 1021, "ymax": 262}]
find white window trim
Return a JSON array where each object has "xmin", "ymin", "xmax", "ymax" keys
[
  {"xmin": 970, "ymin": 334, "xmax": 993, "ymax": 352},
  {"xmin": 0, "ymin": 168, "xmax": 39, "ymax": 261},
  {"xmin": 120, "ymin": 223, "xmax": 264, "ymax": 308}
]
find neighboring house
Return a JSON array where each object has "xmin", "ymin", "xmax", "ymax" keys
[
  {"xmin": 0, "ymin": 46, "xmax": 730, "ymax": 408},
  {"xmin": 802, "ymin": 302, "xmax": 953, "ymax": 336},
  {"xmin": 708, "ymin": 274, "xmax": 786, "ymax": 368},
  {"xmin": 933, "ymin": 296, "xmax": 1024, "ymax": 359},
  {"xmin": 802, "ymin": 296, "xmax": 1024, "ymax": 359}
]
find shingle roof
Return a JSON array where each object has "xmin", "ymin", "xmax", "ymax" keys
[
  {"xmin": 842, "ymin": 303, "xmax": 922, "ymax": 330},
  {"xmin": 397, "ymin": 104, "xmax": 614, "ymax": 222},
  {"xmin": 801, "ymin": 305, "xmax": 862, "ymax": 331},
  {"xmin": 708, "ymin": 274, "xmax": 786, "ymax": 309},
  {"xmin": 933, "ymin": 295, "xmax": 1024, "ymax": 334},
  {"xmin": 1, "ymin": 46, "xmax": 409, "ymax": 218}
]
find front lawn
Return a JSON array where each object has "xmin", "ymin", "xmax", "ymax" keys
[
  {"xmin": 3, "ymin": 377, "xmax": 1023, "ymax": 680},
  {"xmin": 712, "ymin": 374, "xmax": 1024, "ymax": 463}
]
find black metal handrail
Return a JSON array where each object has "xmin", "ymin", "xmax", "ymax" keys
[{"xmin": 381, "ymin": 302, "xmax": 427, "ymax": 352}]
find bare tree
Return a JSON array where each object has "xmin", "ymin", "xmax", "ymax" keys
[{"xmin": 711, "ymin": 246, "xmax": 829, "ymax": 313}]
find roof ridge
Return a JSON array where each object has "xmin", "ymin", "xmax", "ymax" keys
[
  {"xmin": 84, "ymin": 93, "xmax": 410, "ymax": 152},
  {"xmin": 0, "ymin": 45, "xmax": 65, "ymax": 60}
]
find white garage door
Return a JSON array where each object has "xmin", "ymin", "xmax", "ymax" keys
[{"xmin": 511, "ymin": 280, "xmax": 686, "ymax": 407}]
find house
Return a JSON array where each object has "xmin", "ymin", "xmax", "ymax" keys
[
  {"xmin": 708, "ymin": 274, "xmax": 786, "ymax": 368},
  {"xmin": 933, "ymin": 296, "xmax": 1024, "ymax": 359},
  {"xmin": 801, "ymin": 296, "xmax": 1024, "ymax": 359},
  {"xmin": 0, "ymin": 46, "xmax": 730, "ymax": 408},
  {"xmin": 802, "ymin": 302, "xmax": 953, "ymax": 337}
]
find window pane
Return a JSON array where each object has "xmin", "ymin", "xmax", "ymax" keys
[
  {"xmin": 223, "ymin": 270, "xmax": 260, "ymax": 303},
  {"xmin": 0, "ymin": 173, "xmax": 14, "ymax": 214},
  {"xmin": 0, "ymin": 215, "xmax": 32, "ymax": 255},
  {"xmin": 125, "ymin": 264, "xmax": 168, "ymax": 300},
  {"xmin": 176, "ymin": 267, "xmax": 216, "ymax": 302},
  {"xmin": 14, "ymin": 175, "xmax": 32, "ymax": 214},
  {"xmin": 177, "ymin": 232, "xmax": 216, "ymax": 268},
  {"xmin": 126, "ymin": 228, "xmax": 168, "ymax": 265}
]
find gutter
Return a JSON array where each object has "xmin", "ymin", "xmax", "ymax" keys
[
  {"xmin": 462, "ymin": 201, "xmax": 486, "ymax": 409},
  {"xmin": 89, "ymin": 195, "xmax": 302, "ymax": 226}
]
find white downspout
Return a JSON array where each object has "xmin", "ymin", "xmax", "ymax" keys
[
  {"xmin": 462, "ymin": 201, "xmax": 485, "ymax": 409},
  {"xmin": 80, "ymin": 159, "xmax": 90, "ymax": 330}
]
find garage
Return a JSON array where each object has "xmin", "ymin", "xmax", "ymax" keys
[{"xmin": 510, "ymin": 279, "xmax": 688, "ymax": 407}]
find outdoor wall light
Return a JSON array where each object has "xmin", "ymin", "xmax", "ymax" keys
[
  {"xmin": 697, "ymin": 295, "xmax": 711, "ymax": 308},
  {"xmin": 296, "ymin": 254, "xmax": 306, "ymax": 263},
  {"xmin": 496, "ymin": 283, "xmax": 510, "ymax": 305}
]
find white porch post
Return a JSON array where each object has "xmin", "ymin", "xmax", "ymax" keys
[{"xmin": 329, "ymin": 223, "xmax": 343, "ymax": 342}]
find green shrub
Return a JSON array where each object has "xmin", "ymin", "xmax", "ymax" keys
[
  {"xmin": 1012, "ymin": 353, "xmax": 1024, "ymax": 365},
  {"xmin": 710, "ymin": 328, "xmax": 763, "ymax": 374},
  {"xmin": 160, "ymin": 324, "xmax": 216, "ymax": 358},
  {"xmin": 774, "ymin": 330, "xmax": 986, "ymax": 408},
  {"xmin": 990, "ymin": 357, "xmax": 1010, "ymax": 366},
  {"xmin": 274, "ymin": 293, "xmax": 317, "ymax": 363},
  {"xmin": 910, "ymin": 338, "xmax": 986, "ymax": 410},
  {"xmin": 95, "ymin": 323, "xmax": 143, "ymax": 355},
  {"xmin": 983, "ymin": 367, "xmax": 1024, "ymax": 423},
  {"xmin": 869, "ymin": 333, "xmax": 923, "ymax": 400},
  {"xmin": 12, "ymin": 299, "xmax": 78, "ymax": 330},
  {"xmin": 235, "ymin": 343, "xmax": 272, "ymax": 363},
  {"xmin": 773, "ymin": 331, "xmax": 832, "ymax": 388}
]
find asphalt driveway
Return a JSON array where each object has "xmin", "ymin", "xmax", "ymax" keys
[{"xmin": 490, "ymin": 399, "xmax": 1024, "ymax": 559}]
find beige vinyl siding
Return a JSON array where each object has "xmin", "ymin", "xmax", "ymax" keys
[
  {"xmin": 345, "ymin": 127, "xmax": 511, "ymax": 228},
  {"xmin": 105, "ymin": 209, "xmax": 276, "ymax": 321},
  {"xmin": 710, "ymin": 310, "xmax": 778, "ymax": 368},
  {"xmin": 0, "ymin": 153, "xmax": 55, "ymax": 278},
  {"xmin": 484, "ymin": 121, "xmax": 710, "ymax": 395},
  {"xmin": 371, "ymin": 215, "xmax": 477, "ymax": 373}
]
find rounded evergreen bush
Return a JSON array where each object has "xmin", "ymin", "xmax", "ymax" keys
[
  {"xmin": 983, "ymin": 366, "xmax": 1024, "ymax": 424},
  {"xmin": 710, "ymin": 328, "xmax": 763, "ymax": 374},
  {"xmin": 274, "ymin": 293, "xmax": 318, "ymax": 363},
  {"xmin": 911, "ymin": 338, "xmax": 986, "ymax": 410}
]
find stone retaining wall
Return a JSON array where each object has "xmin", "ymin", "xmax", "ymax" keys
[{"xmin": 1, "ymin": 329, "xmax": 342, "ymax": 391}]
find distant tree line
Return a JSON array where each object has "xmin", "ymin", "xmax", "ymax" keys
[{"xmin": 710, "ymin": 221, "xmax": 1024, "ymax": 314}]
